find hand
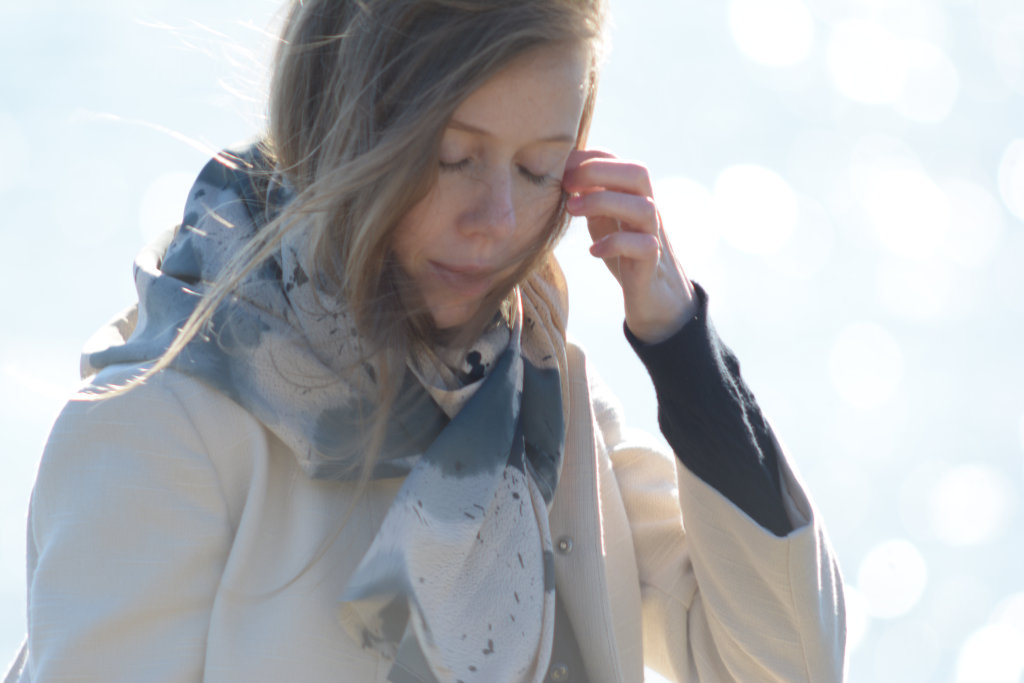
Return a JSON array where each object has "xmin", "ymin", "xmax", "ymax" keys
[{"xmin": 562, "ymin": 149, "xmax": 697, "ymax": 344}]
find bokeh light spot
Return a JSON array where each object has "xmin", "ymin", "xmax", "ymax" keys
[
  {"xmin": 849, "ymin": 134, "xmax": 919, "ymax": 188},
  {"xmin": 882, "ymin": 0, "xmax": 950, "ymax": 45},
  {"xmin": 993, "ymin": 21, "xmax": 1024, "ymax": 95},
  {"xmin": 894, "ymin": 40, "xmax": 959, "ymax": 123},
  {"xmin": 827, "ymin": 21, "xmax": 907, "ymax": 104},
  {"xmin": 993, "ymin": 591, "xmax": 1024, "ymax": 632},
  {"xmin": 728, "ymin": 0, "xmax": 815, "ymax": 67},
  {"xmin": 862, "ymin": 165, "xmax": 951, "ymax": 261},
  {"xmin": 997, "ymin": 139, "xmax": 1024, "ymax": 222},
  {"xmin": 956, "ymin": 624, "xmax": 1024, "ymax": 683},
  {"xmin": 857, "ymin": 538, "xmax": 928, "ymax": 619},
  {"xmin": 828, "ymin": 322, "xmax": 904, "ymax": 410},
  {"xmin": 928, "ymin": 463, "xmax": 1012, "ymax": 546},
  {"xmin": 941, "ymin": 179, "xmax": 1004, "ymax": 268},
  {"xmin": 713, "ymin": 164, "xmax": 798, "ymax": 256}
]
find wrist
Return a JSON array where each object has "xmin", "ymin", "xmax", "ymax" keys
[{"xmin": 625, "ymin": 296, "xmax": 698, "ymax": 344}]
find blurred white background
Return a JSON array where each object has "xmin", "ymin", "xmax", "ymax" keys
[{"xmin": 2, "ymin": 0, "xmax": 1023, "ymax": 680}]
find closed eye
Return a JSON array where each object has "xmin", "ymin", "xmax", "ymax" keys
[
  {"xmin": 439, "ymin": 158, "xmax": 554, "ymax": 188},
  {"xmin": 439, "ymin": 158, "xmax": 471, "ymax": 172},
  {"xmin": 518, "ymin": 165, "xmax": 552, "ymax": 187}
]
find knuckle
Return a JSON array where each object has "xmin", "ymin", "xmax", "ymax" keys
[
  {"xmin": 641, "ymin": 196, "xmax": 658, "ymax": 224},
  {"xmin": 626, "ymin": 163, "xmax": 652, "ymax": 191}
]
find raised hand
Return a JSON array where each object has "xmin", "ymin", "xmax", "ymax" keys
[{"xmin": 562, "ymin": 149, "xmax": 697, "ymax": 343}]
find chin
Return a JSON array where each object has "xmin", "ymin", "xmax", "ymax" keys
[{"xmin": 429, "ymin": 302, "xmax": 479, "ymax": 331}]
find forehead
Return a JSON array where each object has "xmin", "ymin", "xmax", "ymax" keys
[{"xmin": 449, "ymin": 43, "xmax": 591, "ymax": 144}]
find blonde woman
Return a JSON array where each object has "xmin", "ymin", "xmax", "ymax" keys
[{"xmin": 8, "ymin": 1, "xmax": 845, "ymax": 681}]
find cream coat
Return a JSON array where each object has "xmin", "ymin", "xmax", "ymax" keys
[{"xmin": 8, "ymin": 342, "xmax": 845, "ymax": 682}]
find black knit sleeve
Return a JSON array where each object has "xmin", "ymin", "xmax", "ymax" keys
[{"xmin": 624, "ymin": 283, "xmax": 793, "ymax": 536}]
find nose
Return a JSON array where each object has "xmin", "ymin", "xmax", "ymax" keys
[{"xmin": 465, "ymin": 170, "xmax": 516, "ymax": 239}]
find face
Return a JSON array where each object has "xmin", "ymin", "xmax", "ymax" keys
[{"xmin": 391, "ymin": 44, "xmax": 590, "ymax": 330}]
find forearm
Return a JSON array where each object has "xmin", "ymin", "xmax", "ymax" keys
[{"xmin": 625, "ymin": 282, "xmax": 792, "ymax": 536}]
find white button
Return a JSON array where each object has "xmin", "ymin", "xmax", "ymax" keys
[
  {"xmin": 556, "ymin": 536, "xmax": 573, "ymax": 554},
  {"xmin": 549, "ymin": 662, "xmax": 569, "ymax": 681}
]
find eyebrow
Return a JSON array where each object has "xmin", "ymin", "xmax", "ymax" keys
[{"xmin": 448, "ymin": 118, "xmax": 577, "ymax": 144}]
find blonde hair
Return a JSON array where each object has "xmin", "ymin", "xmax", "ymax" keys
[{"xmin": 138, "ymin": 0, "xmax": 606, "ymax": 479}]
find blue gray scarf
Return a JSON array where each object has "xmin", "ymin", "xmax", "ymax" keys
[{"xmin": 82, "ymin": 144, "xmax": 571, "ymax": 682}]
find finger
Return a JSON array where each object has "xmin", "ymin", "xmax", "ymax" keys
[
  {"xmin": 564, "ymin": 148, "xmax": 616, "ymax": 173},
  {"xmin": 563, "ymin": 157, "xmax": 653, "ymax": 197},
  {"xmin": 566, "ymin": 190, "xmax": 660, "ymax": 235},
  {"xmin": 589, "ymin": 230, "xmax": 661, "ymax": 263}
]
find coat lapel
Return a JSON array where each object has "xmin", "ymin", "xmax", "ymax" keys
[{"xmin": 548, "ymin": 345, "xmax": 644, "ymax": 683}]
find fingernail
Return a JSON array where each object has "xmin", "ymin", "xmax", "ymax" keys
[{"xmin": 567, "ymin": 195, "xmax": 582, "ymax": 210}]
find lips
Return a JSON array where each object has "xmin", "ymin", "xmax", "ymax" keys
[{"xmin": 427, "ymin": 260, "xmax": 496, "ymax": 296}]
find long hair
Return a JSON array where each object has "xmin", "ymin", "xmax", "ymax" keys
[{"xmin": 137, "ymin": 0, "xmax": 606, "ymax": 482}]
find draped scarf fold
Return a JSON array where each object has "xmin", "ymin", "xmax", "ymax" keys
[{"xmin": 82, "ymin": 144, "xmax": 571, "ymax": 683}]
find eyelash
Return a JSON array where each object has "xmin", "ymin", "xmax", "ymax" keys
[
  {"xmin": 438, "ymin": 159, "xmax": 471, "ymax": 172},
  {"xmin": 439, "ymin": 159, "xmax": 551, "ymax": 187}
]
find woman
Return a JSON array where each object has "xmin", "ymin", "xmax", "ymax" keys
[{"xmin": 8, "ymin": 1, "xmax": 845, "ymax": 681}]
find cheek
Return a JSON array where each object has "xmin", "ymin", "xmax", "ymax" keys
[
  {"xmin": 389, "ymin": 220, "xmax": 417, "ymax": 271},
  {"xmin": 518, "ymin": 191, "xmax": 563, "ymax": 243},
  {"xmin": 391, "ymin": 195, "xmax": 439, "ymax": 267}
]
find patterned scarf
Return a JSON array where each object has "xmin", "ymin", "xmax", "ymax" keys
[{"xmin": 82, "ymin": 144, "xmax": 571, "ymax": 683}]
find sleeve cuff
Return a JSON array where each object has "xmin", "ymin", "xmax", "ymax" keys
[{"xmin": 622, "ymin": 282, "xmax": 793, "ymax": 536}]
